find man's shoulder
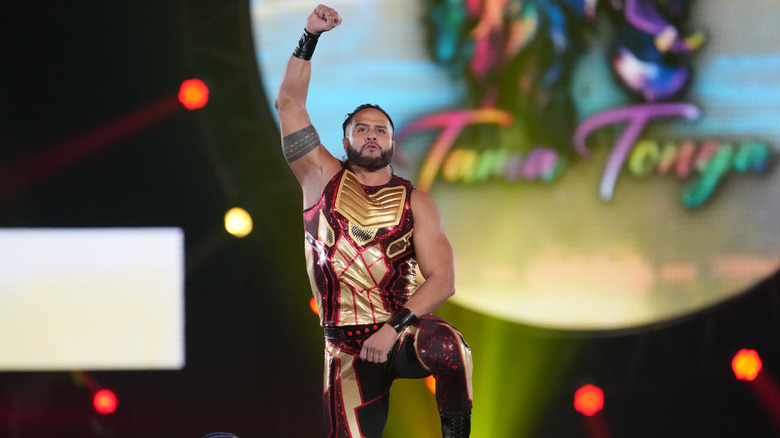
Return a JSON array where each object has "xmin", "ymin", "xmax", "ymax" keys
[{"xmin": 390, "ymin": 173, "xmax": 416, "ymax": 190}]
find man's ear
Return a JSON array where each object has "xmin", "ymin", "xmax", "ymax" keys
[{"xmin": 343, "ymin": 137, "xmax": 349, "ymax": 152}]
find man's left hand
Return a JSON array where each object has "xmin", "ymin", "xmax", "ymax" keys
[{"xmin": 359, "ymin": 325, "xmax": 399, "ymax": 363}]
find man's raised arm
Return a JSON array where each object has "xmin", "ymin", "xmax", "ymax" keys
[{"xmin": 274, "ymin": 5, "xmax": 342, "ymax": 205}]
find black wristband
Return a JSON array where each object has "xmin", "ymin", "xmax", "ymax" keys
[
  {"xmin": 387, "ymin": 308, "xmax": 418, "ymax": 333},
  {"xmin": 293, "ymin": 28, "xmax": 320, "ymax": 61}
]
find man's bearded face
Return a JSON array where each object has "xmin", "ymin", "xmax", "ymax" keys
[
  {"xmin": 343, "ymin": 108, "xmax": 395, "ymax": 172},
  {"xmin": 345, "ymin": 140, "xmax": 394, "ymax": 172}
]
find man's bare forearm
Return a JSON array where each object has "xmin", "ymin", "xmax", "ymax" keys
[
  {"xmin": 275, "ymin": 5, "xmax": 341, "ymax": 136},
  {"xmin": 275, "ymin": 55, "xmax": 312, "ymax": 131}
]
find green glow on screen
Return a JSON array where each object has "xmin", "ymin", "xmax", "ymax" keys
[{"xmin": 385, "ymin": 305, "xmax": 575, "ymax": 436}]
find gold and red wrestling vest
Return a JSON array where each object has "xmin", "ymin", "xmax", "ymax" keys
[{"xmin": 303, "ymin": 166, "xmax": 419, "ymax": 328}]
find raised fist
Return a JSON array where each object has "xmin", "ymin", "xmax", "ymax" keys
[{"xmin": 305, "ymin": 4, "xmax": 342, "ymax": 35}]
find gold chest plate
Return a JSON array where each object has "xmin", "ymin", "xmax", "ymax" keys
[{"xmin": 334, "ymin": 170, "xmax": 407, "ymax": 245}]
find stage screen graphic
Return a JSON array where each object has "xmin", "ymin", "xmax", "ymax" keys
[
  {"xmin": 251, "ymin": 0, "xmax": 779, "ymax": 330},
  {"xmin": 0, "ymin": 228, "xmax": 184, "ymax": 370}
]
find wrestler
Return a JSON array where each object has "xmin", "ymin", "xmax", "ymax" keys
[{"xmin": 274, "ymin": 5, "xmax": 473, "ymax": 437}]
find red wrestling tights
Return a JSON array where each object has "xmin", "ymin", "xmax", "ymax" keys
[{"xmin": 323, "ymin": 315, "xmax": 473, "ymax": 438}]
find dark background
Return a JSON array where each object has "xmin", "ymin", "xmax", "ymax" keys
[
  {"xmin": 2, "ymin": 2, "xmax": 322, "ymax": 436},
  {"xmin": 1, "ymin": 2, "xmax": 779, "ymax": 437}
]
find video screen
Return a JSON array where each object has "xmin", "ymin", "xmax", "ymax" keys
[
  {"xmin": 0, "ymin": 228, "xmax": 184, "ymax": 370},
  {"xmin": 252, "ymin": 0, "xmax": 779, "ymax": 330}
]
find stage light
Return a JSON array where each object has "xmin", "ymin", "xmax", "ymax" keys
[
  {"xmin": 732, "ymin": 349, "xmax": 762, "ymax": 381},
  {"xmin": 178, "ymin": 78, "xmax": 209, "ymax": 110},
  {"xmin": 224, "ymin": 207, "xmax": 253, "ymax": 237},
  {"xmin": 93, "ymin": 389, "xmax": 118, "ymax": 415},
  {"xmin": 426, "ymin": 376, "xmax": 436, "ymax": 394},
  {"xmin": 310, "ymin": 297, "xmax": 319, "ymax": 315},
  {"xmin": 574, "ymin": 384, "xmax": 604, "ymax": 416}
]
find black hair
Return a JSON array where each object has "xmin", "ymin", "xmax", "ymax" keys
[{"xmin": 341, "ymin": 103, "xmax": 395, "ymax": 137}]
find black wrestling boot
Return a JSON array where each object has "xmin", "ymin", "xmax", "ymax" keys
[{"xmin": 440, "ymin": 410, "xmax": 471, "ymax": 438}]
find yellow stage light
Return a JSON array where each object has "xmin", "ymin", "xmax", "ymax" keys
[{"xmin": 224, "ymin": 207, "xmax": 253, "ymax": 238}]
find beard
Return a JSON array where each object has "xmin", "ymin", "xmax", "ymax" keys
[{"xmin": 345, "ymin": 142, "xmax": 394, "ymax": 172}]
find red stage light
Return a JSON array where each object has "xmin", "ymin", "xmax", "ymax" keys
[
  {"xmin": 310, "ymin": 297, "xmax": 319, "ymax": 315},
  {"xmin": 732, "ymin": 349, "xmax": 762, "ymax": 381},
  {"xmin": 93, "ymin": 389, "xmax": 118, "ymax": 415},
  {"xmin": 178, "ymin": 79, "xmax": 209, "ymax": 110},
  {"xmin": 574, "ymin": 384, "xmax": 604, "ymax": 416}
]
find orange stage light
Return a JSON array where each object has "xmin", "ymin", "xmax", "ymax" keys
[
  {"xmin": 733, "ymin": 349, "xmax": 762, "ymax": 381},
  {"xmin": 178, "ymin": 79, "xmax": 209, "ymax": 110},
  {"xmin": 426, "ymin": 375, "xmax": 436, "ymax": 394},
  {"xmin": 574, "ymin": 384, "xmax": 604, "ymax": 416}
]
